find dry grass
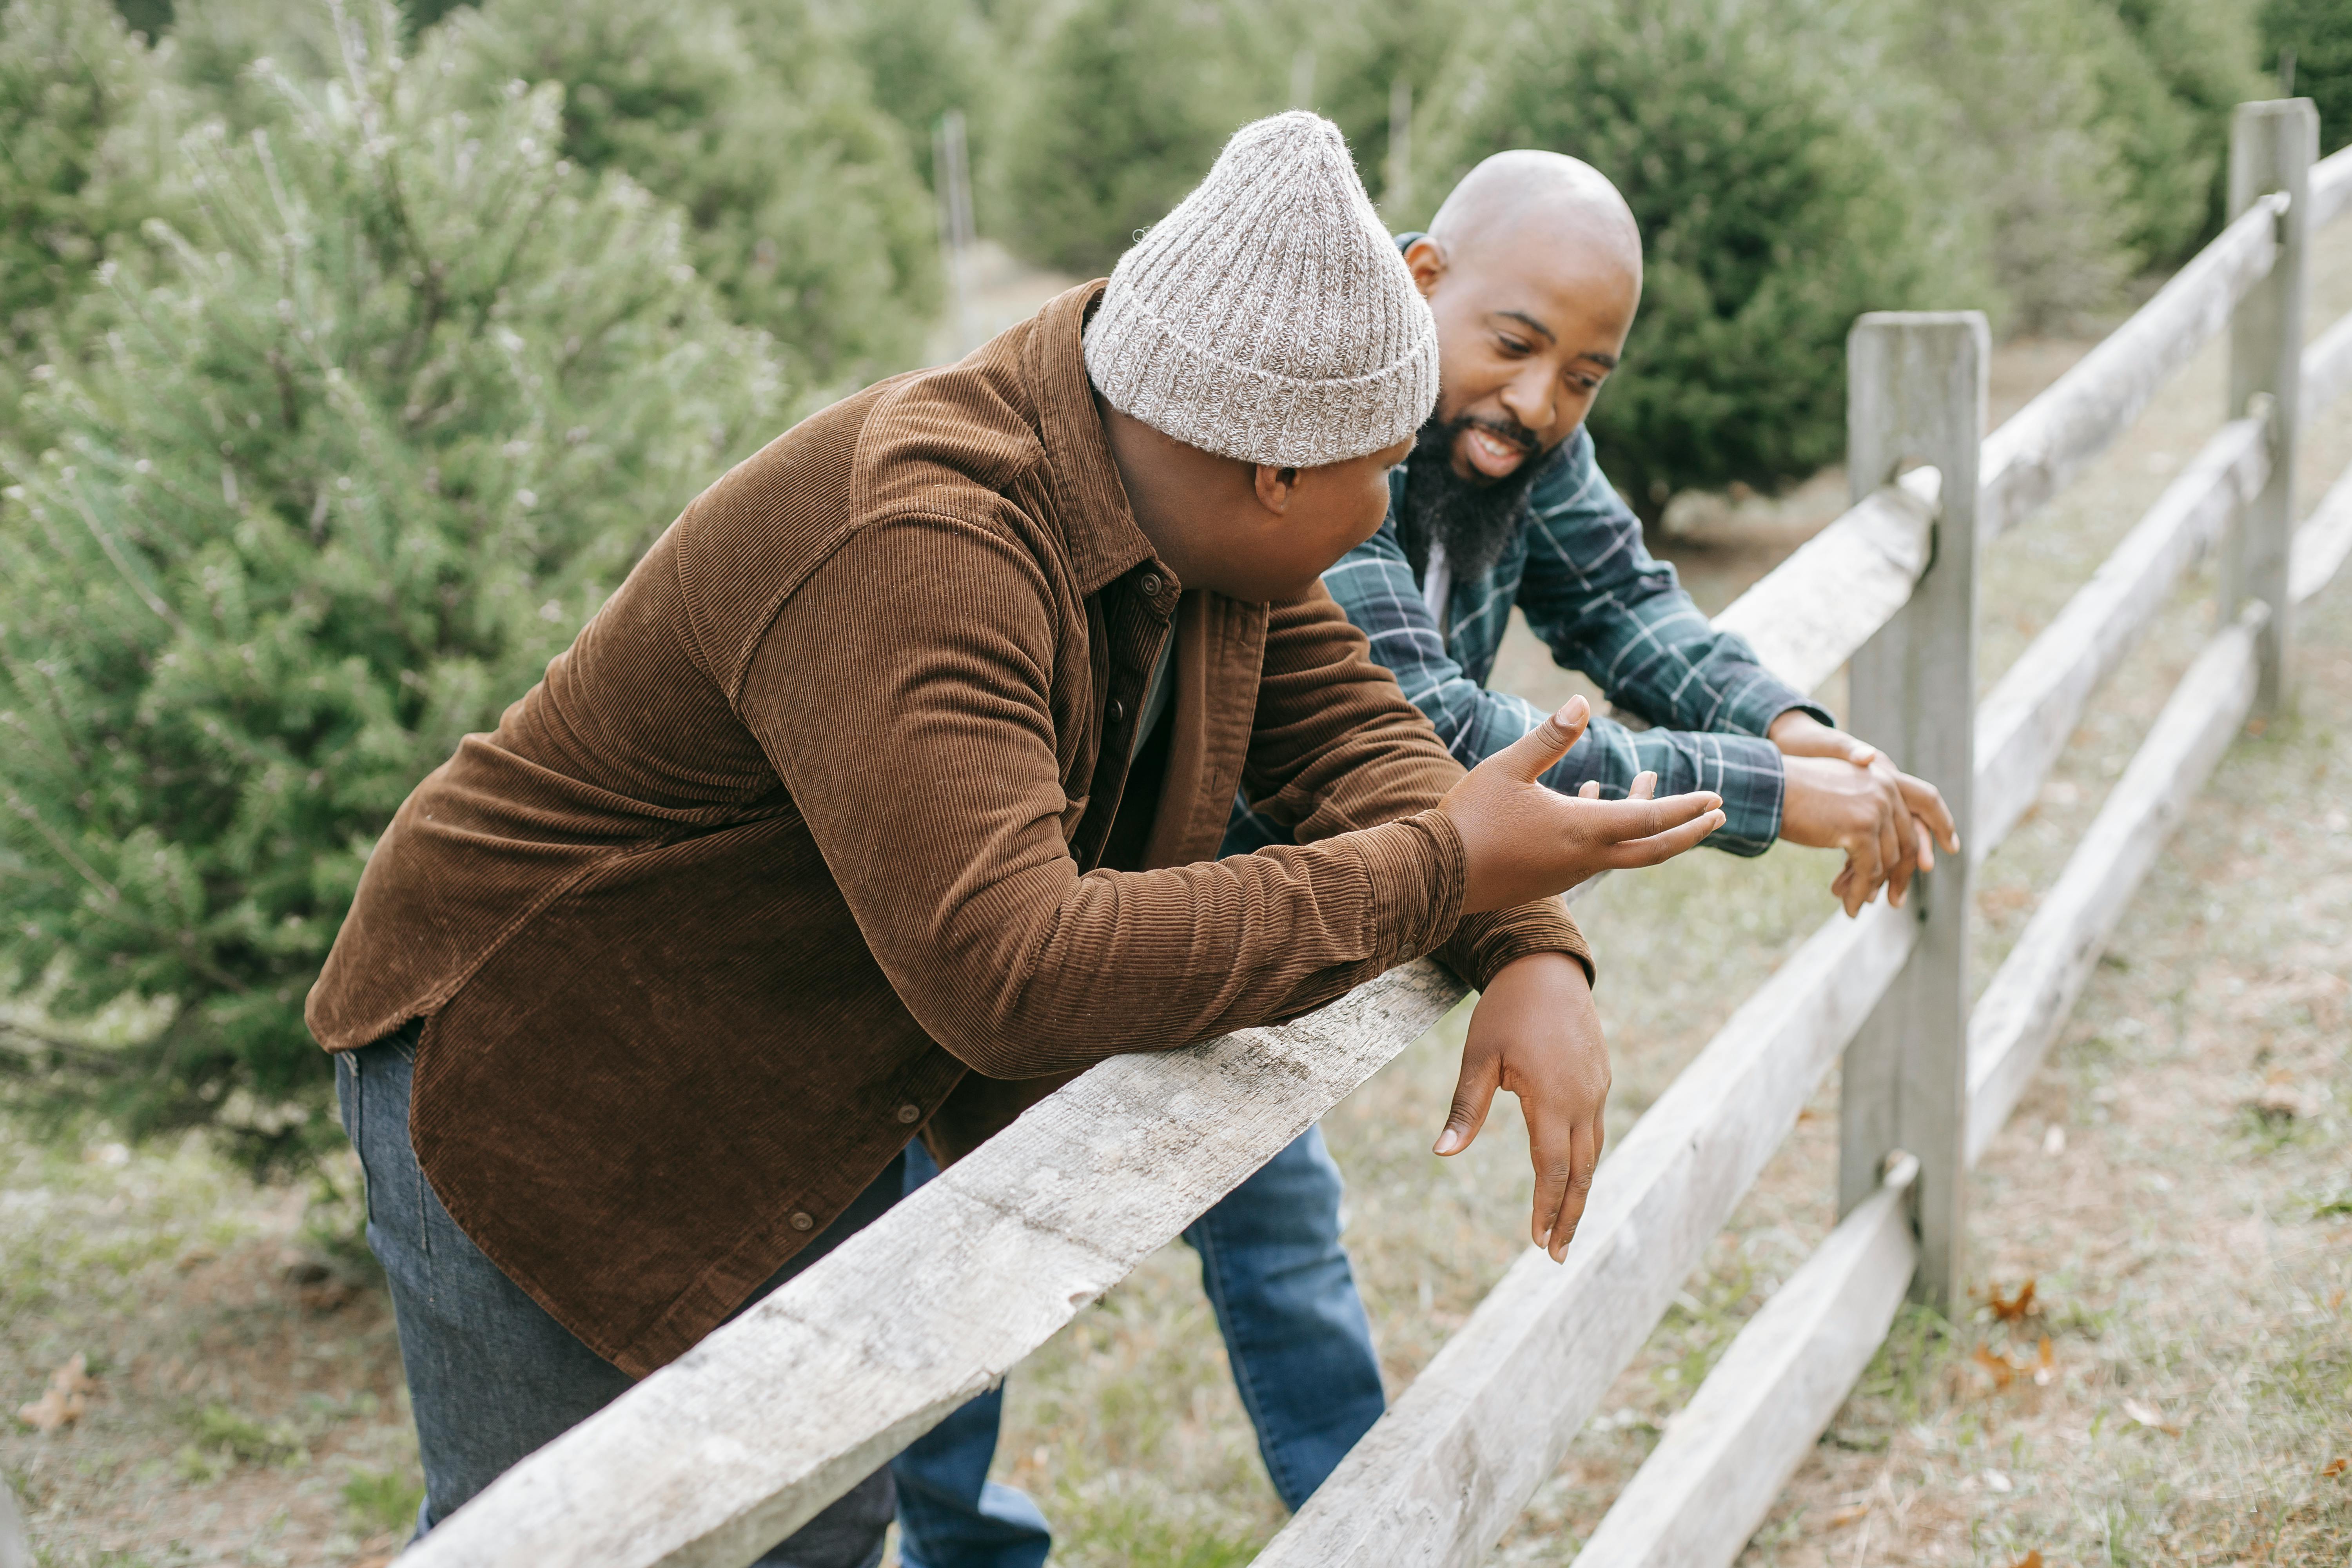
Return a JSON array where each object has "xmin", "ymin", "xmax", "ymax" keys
[{"xmin": 7, "ymin": 229, "xmax": 2352, "ymax": 1568}]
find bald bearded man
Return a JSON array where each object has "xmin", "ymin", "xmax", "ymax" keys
[{"xmin": 887, "ymin": 152, "xmax": 1960, "ymax": 1568}]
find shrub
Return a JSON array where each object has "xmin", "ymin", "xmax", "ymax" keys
[
  {"xmin": 2096, "ymin": 0, "xmax": 2265, "ymax": 263},
  {"xmin": 161, "ymin": 0, "xmax": 347, "ymax": 132},
  {"xmin": 0, "ymin": 0, "xmax": 782, "ymax": 1166},
  {"xmin": 1290, "ymin": 0, "xmax": 1471, "ymax": 217},
  {"xmin": 0, "ymin": 0, "xmax": 172, "ymax": 435},
  {"xmin": 442, "ymin": 0, "xmax": 939, "ymax": 387},
  {"xmin": 2264, "ymin": 0, "xmax": 2352, "ymax": 154},
  {"xmin": 1885, "ymin": 0, "xmax": 2149, "ymax": 332},
  {"xmin": 820, "ymin": 0, "xmax": 1001, "ymax": 193},
  {"xmin": 1423, "ymin": 0, "xmax": 1975, "ymax": 520},
  {"xmin": 993, "ymin": 0, "xmax": 1279, "ymax": 276}
]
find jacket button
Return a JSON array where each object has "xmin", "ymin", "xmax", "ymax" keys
[
  {"xmin": 1107, "ymin": 698, "xmax": 1127, "ymax": 723},
  {"xmin": 896, "ymin": 1103, "xmax": 921, "ymax": 1124},
  {"xmin": 789, "ymin": 1211, "xmax": 815, "ymax": 1232},
  {"xmin": 1139, "ymin": 572, "xmax": 1163, "ymax": 598}
]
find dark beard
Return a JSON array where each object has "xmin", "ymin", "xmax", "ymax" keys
[{"xmin": 1397, "ymin": 414, "xmax": 1546, "ymax": 587}]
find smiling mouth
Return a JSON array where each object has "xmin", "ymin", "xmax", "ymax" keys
[{"xmin": 1458, "ymin": 424, "xmax": 1531, "ymax": 479}]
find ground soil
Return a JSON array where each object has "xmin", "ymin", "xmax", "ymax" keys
[{"xmin": 6, "ymin": 229, "xmax": 2350, "ymax": 1566}]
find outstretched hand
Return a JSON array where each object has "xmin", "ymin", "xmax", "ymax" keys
[
  {"xmin": 1769, "ymin": 711, "xmax": 1961, "ymax": 917},
  {"xmin": 1437, "ymin": 952, "xmax": 1609, "ymax": 1263},
  {"xmin": 1440, "ymin": 697, "xmax": 1725, "ymax": 913}
]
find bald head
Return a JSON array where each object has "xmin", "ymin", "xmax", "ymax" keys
[
  {"xmin": 1402, "ymin": 151, "xmax": 1642, "ymax": 486},
  {"xmin": 1429, "ymin": 151, "xmax": 1642, "ymax": 286}
]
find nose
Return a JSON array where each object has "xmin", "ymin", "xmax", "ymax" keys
[{"xmin": 1499, "ymin": 364, "xmax": 1556, "ymax": 442}]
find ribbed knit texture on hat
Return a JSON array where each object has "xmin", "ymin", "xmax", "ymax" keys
[{"xmin": 1083, "ymin": 111, "xmax": 1439, "ymax": 468}]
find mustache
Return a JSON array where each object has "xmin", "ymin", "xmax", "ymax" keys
[{"xmin": 1452, "ymin": 413, "xmax": 1541, "ymax": 458}]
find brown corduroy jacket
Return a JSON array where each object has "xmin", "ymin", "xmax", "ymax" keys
[{"xmin": 306, "ymin": 282, "xmax": 1588, "ymax": 1377}]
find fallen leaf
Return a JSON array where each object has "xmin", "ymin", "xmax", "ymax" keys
[
  {"xmin": 2034, "ymin": 1335, "xmax": 2057, "ymax": 1387},
  {"xmin": 1972, "ymin": 1345, "xmax": 2016, "ymax": 1390},
  {"xmin": 2323, "ymin": 1456, "xmax": 2347, "ymax": 1478},
  {"xmin": 1823, "ymin": 1503, "xmax": 1868, "ymax": 1529},
  {"xmin": 2122, "ymin": 1397, "xmax": 2183, "ymax": 1436},
  {"xmin": 16, "ymin": 1353, "xmax": 95, "ymax": 1432},
  {"xmin": 1989, "ymin": 1279, "xmax": 2038, "ymax": 1321},
  {"xmin": 2007, "ymin": 1553, "xmax": 2045, "ymax": 1568}
]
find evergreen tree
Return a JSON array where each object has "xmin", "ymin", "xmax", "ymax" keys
[
  {"xmin": 161, "ymin": 0, "xmax": 347, "ymax": 132},
  {"xmin": 0, "ymin": 0, "xmax": 783, "ymax": 1164},
  {"xmin": 1888, "ymin": 0, "xmax": 2148, "ymax": 331},
  {"xmin": 443, "ymin": 0, "xmax": 940, "ymax": 387},
  {"xmin": 0, "ymin": 0, "xmax": 173, "ymax": 438},
  {"xmin": 1290, "ymin": 0, "xmax": 1470, "ymax": 217},
  {"xmin": 2094, "ymin": 0, "xmax": 2265, "ymax": 264},
  {"xmin": 993, "ymin": 0, "xmax": 1279, "ymax": 276},
  {"xmin": 818, "ymin": 0, "xmax": 1000, "ymax": 195},
  {"xmin": 1424, "ymin": 0, "xmax": 1970, "ymax": 521},
  {"xmin": 2264, "ymin": 0, "xmax": 2352, "ymax": 154}
]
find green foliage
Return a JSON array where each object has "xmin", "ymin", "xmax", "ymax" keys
[
  {"xmin": 176, "ymin": 1403, "xmax": 305, "ymax": 1479},
  {"xmin": 0, "ymin": 0, "xmax": 171, "ymax": 426},
  {"xmin": 822, "ymin": 0, "xmax": 1000, "ymax": 191},
  {"xmin": 341, "ymin": 1465, "xmax": 426, "ymax": 1532},
  {"xmin": 0, "ymin": 0, "xmax": 782, "ymax": 1167},
  {"xmin": 993, "ymin": 0, "xmax": 1280, "ymax": 276},
  {"xmin": 2099, "ymin": 0, "xmax": 2265, "ymax": 261},
  {"xmin": 1424, "ymin": 0, "xmax": 1976, "ymax": 518},
  {"xmin": 1889, "ymin": 0, "xmax": 2147, "ymax": 331},
  {"xmin": 442, "ymin": 0, "xmax": 939, "ymax": 387},
  {"xmin": 1291, "ymin": 0, "xmax": 1470, "ymax": 216},
  {"xmin": 2265, "ymin": 0, "xmax": 2352, "ymax": 153},
  {"xmin": 160, "ymin": 0, "xmax": 346, "ymax": 133}
]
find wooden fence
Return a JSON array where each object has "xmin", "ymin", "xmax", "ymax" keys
[{"xmin": 403, "ymin": 100, "xmax": 2352, "ymax": 1568}]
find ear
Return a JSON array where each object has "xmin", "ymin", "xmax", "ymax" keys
[
  {"xmin": 1252, "ymin": 464, "xmax": 1299, "ymax": 515},
  {"xmin": 1403, "ymin": 236, "xmax": 1447, "ymax": 299}
]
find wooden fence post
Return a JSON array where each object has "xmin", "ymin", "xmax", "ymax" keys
[
  {"xmin": 1838, "ymin": 312, "xmax": 1988, "ymax": 1312},
  {"xmin": 2227, "ymin": 98, "xmax": 2317, "ymax": 715}
]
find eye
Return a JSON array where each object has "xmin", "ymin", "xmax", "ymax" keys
[{"xmin": 1496, "ymin": 334, "xmax": 1532, "ymax": 356}]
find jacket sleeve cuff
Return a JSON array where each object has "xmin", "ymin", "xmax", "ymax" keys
[
  {"xmin": 1349, "ymin": 808, "xmax": 1467, "ymax": 969},
  {"xmin": 1438, "ymin": 898, "xmax": 1593, "ymax": 990}
]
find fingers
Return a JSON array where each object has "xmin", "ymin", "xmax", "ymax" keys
[
  {"xmin": 1597, "ymin": 804, "xmax": 1727, "ymax": 867},
  {"xmin": 1575, "ymin": 788, "xmax": 1722, "ymax": 843},
  {"xmin": 1576, "ymin": 771, "xmax": 1652, "ymax": 803},
  {"xmin": 1877, "ymin": 784, "xmax": 1911, "ymax": 908},
  {"xmin": 1915, "ymin": 817, "xmax": 1936, "ymax": 876},
  {"xmin": 1542, "ymin": 1116, "xmax": 1604, "ymax": 1261},
  {"xmin": 1894, "ymin": 769, "xmax": 1962, "ymax": 854},
  {"xmin": 1488, "ymin": 696, "xmax": 1592, "ymax": 784},
  {"xmin": 1529, "ymin": 1127, "xmax": 1572, "ymax": 1255},
  {"xmin": 1436, "ymin": 1040, "xmax": 1501, "ymax": 1158}
]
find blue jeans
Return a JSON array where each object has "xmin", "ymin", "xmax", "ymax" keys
[
  {"xmin": 890, "ymin": 1125, "xmax": 1384, "ymax": 1565},
  {"xmin": 339, "ymin": 1026, "xmax": 901, "ymax": 1567}
]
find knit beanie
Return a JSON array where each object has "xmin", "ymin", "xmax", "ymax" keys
[{"xmin": 1083, "ymin": 111, "xmax": 1439, "ymax": 469}]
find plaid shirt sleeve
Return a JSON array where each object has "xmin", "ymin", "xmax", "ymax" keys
[{"xmin": 1506, "ymin": 432, "xmax": 1836, "ymax": 854}]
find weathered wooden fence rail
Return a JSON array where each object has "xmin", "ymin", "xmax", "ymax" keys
[{"xmin": 404, "ymin": 107, "xmax": 2352, "ymax": 1568}]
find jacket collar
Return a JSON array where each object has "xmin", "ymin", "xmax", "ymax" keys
[{"xmin": 1020, "ymin": 281, "xmax": 1163, "ymax": 600}]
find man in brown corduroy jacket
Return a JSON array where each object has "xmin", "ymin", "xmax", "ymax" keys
[{"xmin": 306, "ymin": 113, "xmax": 1724, "ymax": 1565}]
